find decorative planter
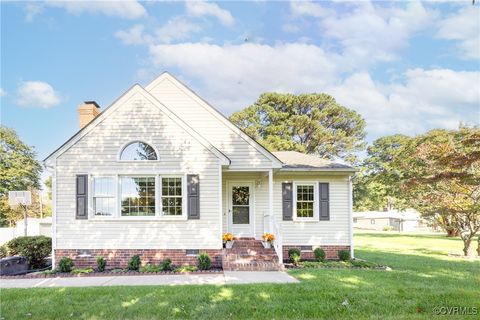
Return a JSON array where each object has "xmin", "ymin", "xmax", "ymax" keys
[
  {"xmin": 262, "ymin": 241, "xmax": 272, "ymax": 249},
  {"xmin": 225, "ymin": 241, "xmax": 235, "ymax": 249}
]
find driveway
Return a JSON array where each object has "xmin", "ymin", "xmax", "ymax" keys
[{"xmin": 0, "ymin": 271, "xmax": 299, "ymax": 288}]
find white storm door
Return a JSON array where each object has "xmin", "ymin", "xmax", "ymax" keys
[{"xmin": 228, "ymin": 182, "xmax": 254, "ymax": 238}]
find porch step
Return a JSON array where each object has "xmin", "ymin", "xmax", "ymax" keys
[{"xmin": 222, "ymin": 239, "xmax": 283, "ymax": 271}]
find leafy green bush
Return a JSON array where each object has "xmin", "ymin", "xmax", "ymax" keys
[
  {"xmin": 338, "ymin": 250, "xmax": 351, "ymax": 261},
  {"xmin": 58, "ymin": 257, "xmax": 74, "ymax": 272},
  {"xmin": 3, "ymin": 236, "xmax": 52, "ymax": 269},
  {"xmin": 314, "ymin": 248, "xmax": 326, "ymax": 262},
  {"xmin": 0, "ymin": 245, "xmax": 7, "ymax": 258},
  {"xmin": 160, "ymin": 258, "xmax": 172, "ymax": 271},
  {"xmin": 71, "ymin": 267, "xmax": 93, "ymax": 274},
  {"xmin": 139, "ymin": 264, "xmax": 161, "ymax": 273},
  {"xmin": 383, "ymin": 226, "xmax": 395, "ymax": 231},
  {"xmin": 197, "ymin": 253, "xmax": 211, "ymax": 270},
  {"xmin": 174, "ymin": 265, "xmax": 197, "ymax": 273},
  {"xmin": 127, "ymin": 255, "xmax": 141, "ymax": 270},
  {"xmin": 288, "ymin": 248, "xmax": 301, "ymax": 265},
  {"xmin": 96, "ymin": 256, "xmax": 106, "ymax": 272}
]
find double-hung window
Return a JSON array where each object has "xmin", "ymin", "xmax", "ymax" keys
[
  {"xmin": 294, "ymin": 183, "xmax": 317, "ymax": 220},
  {"xmin": 161, "ymin": 177, "xmax": 183, "ymax": 216},
  {"xmin": 93, "ymin": 177, "xmax": 116, "ymax": 216}
]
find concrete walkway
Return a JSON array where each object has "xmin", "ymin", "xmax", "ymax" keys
[{"xmin": 0, "ymin": 271, "xmax": 298, "ymax": 289}]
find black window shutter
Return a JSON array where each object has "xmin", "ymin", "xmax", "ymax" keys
[
  {"xmin": 282, "ymin": 182, "xmax": 293, "ymax": 221},
  {"xmin": 319, "ymin": 182, "xmax": 330, "ymax": 221},
  {"xmin": 76, "ymin": 175, "xmax": 88, "ymax": 220},
  {"xmin": 187, "ymin": 174, "xmax": 200, "ymax": 219}
]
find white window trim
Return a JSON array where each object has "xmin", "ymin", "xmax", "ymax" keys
[
  {"xmin": 293, "ymin": 181, "xmax": 318, "ymax": 221},
  {"xmin": 89, "ymin": 173, "xmax": 187, "ymax": 221},
  {"xmin": 117, "ymin": 140, "xmax": 160, "ymax": 162}
]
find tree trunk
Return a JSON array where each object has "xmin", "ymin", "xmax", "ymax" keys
[
  {"xmin": 462, "ymin": 236, "xmax": 474, "ymax": 257},
  {"xmin": 477, "ymin": 236, "xmax": 480, "ymax": 257}
]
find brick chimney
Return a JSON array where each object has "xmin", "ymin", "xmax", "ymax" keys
[{"xmin": 77, "ymin": 101, "xmax": 100, "ymax": 129}]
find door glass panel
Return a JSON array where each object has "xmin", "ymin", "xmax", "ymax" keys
[{"xmin": 232, "ymin": 186, "xmax": 250, "ymax": 224}]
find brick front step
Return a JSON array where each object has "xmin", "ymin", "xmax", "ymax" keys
[{"xmin": 222, "ymin": 239, "xmax": 282, "ymax": 271}]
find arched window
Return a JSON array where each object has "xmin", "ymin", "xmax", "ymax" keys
[{"xmin": 120, "ymin": 141, "xmax": 157, "ymax": 161}]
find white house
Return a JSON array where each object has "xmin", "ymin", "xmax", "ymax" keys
[
  {"xmin": 44, "ymin": 72, "xmax": 355, "ymax": 270},
  {"xmin": 353, "ymin": 209, "xmax": 427, "ymax": 232}
]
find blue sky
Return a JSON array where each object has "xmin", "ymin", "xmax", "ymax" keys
[{"xmin": 1, "ymin": 1, "xmax": 479, "ymax": 165}]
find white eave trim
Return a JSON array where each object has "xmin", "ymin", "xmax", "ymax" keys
[
  {"xmin": 279, "ymin": 167, "xmax": 357, "ymax": 174},
  {"xmin": 145, "ymin": 72, "xmax": 283, "ymax": 169},
  {"xmin": 43, "ymin": 84, "xmax": 231, "ymax": 166}
]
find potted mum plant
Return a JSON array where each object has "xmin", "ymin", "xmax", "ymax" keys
[
  {"xmin": 223, "ymin": 233, "xmax": 234, "ymax": 249},
  {"xmin": 262, "ymin": 233, "xmax": 275, "ymax": 248}
]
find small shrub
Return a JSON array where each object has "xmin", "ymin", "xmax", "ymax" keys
[
  {"xmin": 139, "ymin": 264, "xmax": 161, "ymax": 273},
  {"xmin": 197, "ymin": 252, "xmax": 211, "ymax": 270},
  {"xmin": 160, "ymin": 258, "xmax": 172, "ymax": 271},
  {"xmin": 58, "ymin": 257, "xmax": 74, "ymax": 272},
  {"xmin": 314, "ymin": 248, "xmax": 326, "ymax": 262},
  {"xmin": 71, "ymin": 267, "xmax": 93, "ymax": 274},
  {"xmin": 3, "ymin": 236, "xmax": 52, "ymax": 269},
  {"xmin": 96, "ymin": 256, "xmax": 106, "ymax": 272},
  {"xmin": 383, "ymin": 226, "xmax": 394, "ymax": 231},
  {"xmin": 288, "ymin": 248, "xmax": 302, "ymax": 265},
  {"xmin": 174, "ymin": 265, "xmax": 198, "ymax": 273},
  {"xmin": 338, "ymin": 250, "xmax": 351, "ymax": 261},
  {"xmin": 127, "ymin": 255, "xmax": 141, "ymax": 271}
]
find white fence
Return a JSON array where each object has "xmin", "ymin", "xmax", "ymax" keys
[{"xmin": 0, "ymin": 218, "xmax": 52, "ymax": 245}]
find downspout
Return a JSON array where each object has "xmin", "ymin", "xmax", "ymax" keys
[{"xmin": 45, "ymin": 161, "xmax": 56, "ymax": 269}]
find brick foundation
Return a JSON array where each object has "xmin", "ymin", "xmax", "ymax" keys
[
  {"xmin": 283, "ymin": 245, "xmax": 351, "ymax": 262},
  {"xmin": 55, "ymin": 249, "xmax": 223, "ymax": 269}
]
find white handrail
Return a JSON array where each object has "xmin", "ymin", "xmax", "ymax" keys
[{"xmin": 264, "ymin": 213, "xmax": 283, "ymax": 264}]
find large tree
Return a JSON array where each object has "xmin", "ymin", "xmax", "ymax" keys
[
  {"xmin": 353, "ymin": 134, "xmax": 411, "ymax": 211},
  {"xmin": 396, "ymin": 127, "xmax": 480, "ymax": 256},
  {"xmin": 0, "ymin": 126, "xmax": 42, "ymax": 226},
  {"xmin": 229, "ymin": 93, "xmax": 366, "ymax": 162}
]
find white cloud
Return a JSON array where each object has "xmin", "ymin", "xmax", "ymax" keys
[
  {"xmin": 155, "ymin": 17, "xmax": 202, "ymax": 43},
  {"xmin": 186, "ymin": 1, "xmax": 234, "ymax": 26},
  {"xmin": 115, "ymin": 24, "xmax": 150, "ymax": 45},
  {"xmin": 436, "ymin": 6, "xmax": 480, "ymax": 60},
  {"xmin": 16, "ymin": 81, "xmax": 61, "ymax": 108},
  {"xmin": 27, "ymin": 0, "xmax": 147, "ymax": 20},
  {"xmin": 116, "ymin": 17, "xmax": 202, "ymax": 45},
  {"xmin": 148, "ymin": 42, "xmax": 342, "ymax": 110},
  {"xmin": 327, "ymin": 69, "xmax": 480, "ymax": 135},
  {"xmin": 0, "ymin": 88, "xmax": 6, "ymax": 97},
  {"xmin": 145, "ymin": 41, "xmax": 478, "ymax": 136},
  {"xmin": 290, "ymin": 1, "xmax": 333, "ymax": 18},
  {"xmin": 289, "ymin": 1, "xmax": 436, "ymax": 66}
]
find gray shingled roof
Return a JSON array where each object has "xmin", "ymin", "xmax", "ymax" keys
[{"xmin": 272, "ymin": 151, "xmax": 356, "ymax": 171}]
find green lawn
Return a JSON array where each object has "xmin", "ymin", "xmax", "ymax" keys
[{"xmin": 1, "ymin": 232, "xmax": 479, "ymax": 319}]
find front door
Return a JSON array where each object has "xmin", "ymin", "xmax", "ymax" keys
[{"xmin": 228, "ymin": 182, "xmax": 254, "ymax": 238}]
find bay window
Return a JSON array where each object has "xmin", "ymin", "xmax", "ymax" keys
[{"xmin": 91, "ymin": 175, "xmax": 185, "ymax": 218}]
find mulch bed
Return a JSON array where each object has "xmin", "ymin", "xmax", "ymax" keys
[
  {"xmin": 1, "ymin": 268, "xmax": 224, "ymax": 279},
  {"xmin": 284, "ymin": 262, "xmax": 391, "ymax": 271}
]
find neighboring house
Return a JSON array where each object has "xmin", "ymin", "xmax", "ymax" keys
[
  {"xmin": 0, "ymin": 218, "xmax": 52, "ymax": 245},
  {"xmin": 44, "ymin": 72, "xmax": 356, "ymax": 270},
  {"xmin": 353, "ymin": 209, "xmax": 427, "ymax": 232}
]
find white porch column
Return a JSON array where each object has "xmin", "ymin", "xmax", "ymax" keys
[{"xmin": 268, "ymin": 169, "xmax": 273, "ymax": 233}]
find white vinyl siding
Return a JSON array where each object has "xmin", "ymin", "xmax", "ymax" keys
[
  {"xmin": 55, "ymin": 92, "xmax": 222, "ymax": 250},
  {"xmin": 273, "ymin": 173, "xmax": 351, "ymax": 246},
  {"xmin": 147, "ymin": 76, "xmax": 275, "ymax": 170}
]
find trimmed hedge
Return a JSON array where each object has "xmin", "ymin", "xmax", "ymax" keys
[
  {"xmin": 2, "ymin": 236, "xmax": 52, "ymax": 269},
  {"xmin": 313, "ymin": 248, "xmax": 326, "ymax": 262}
]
